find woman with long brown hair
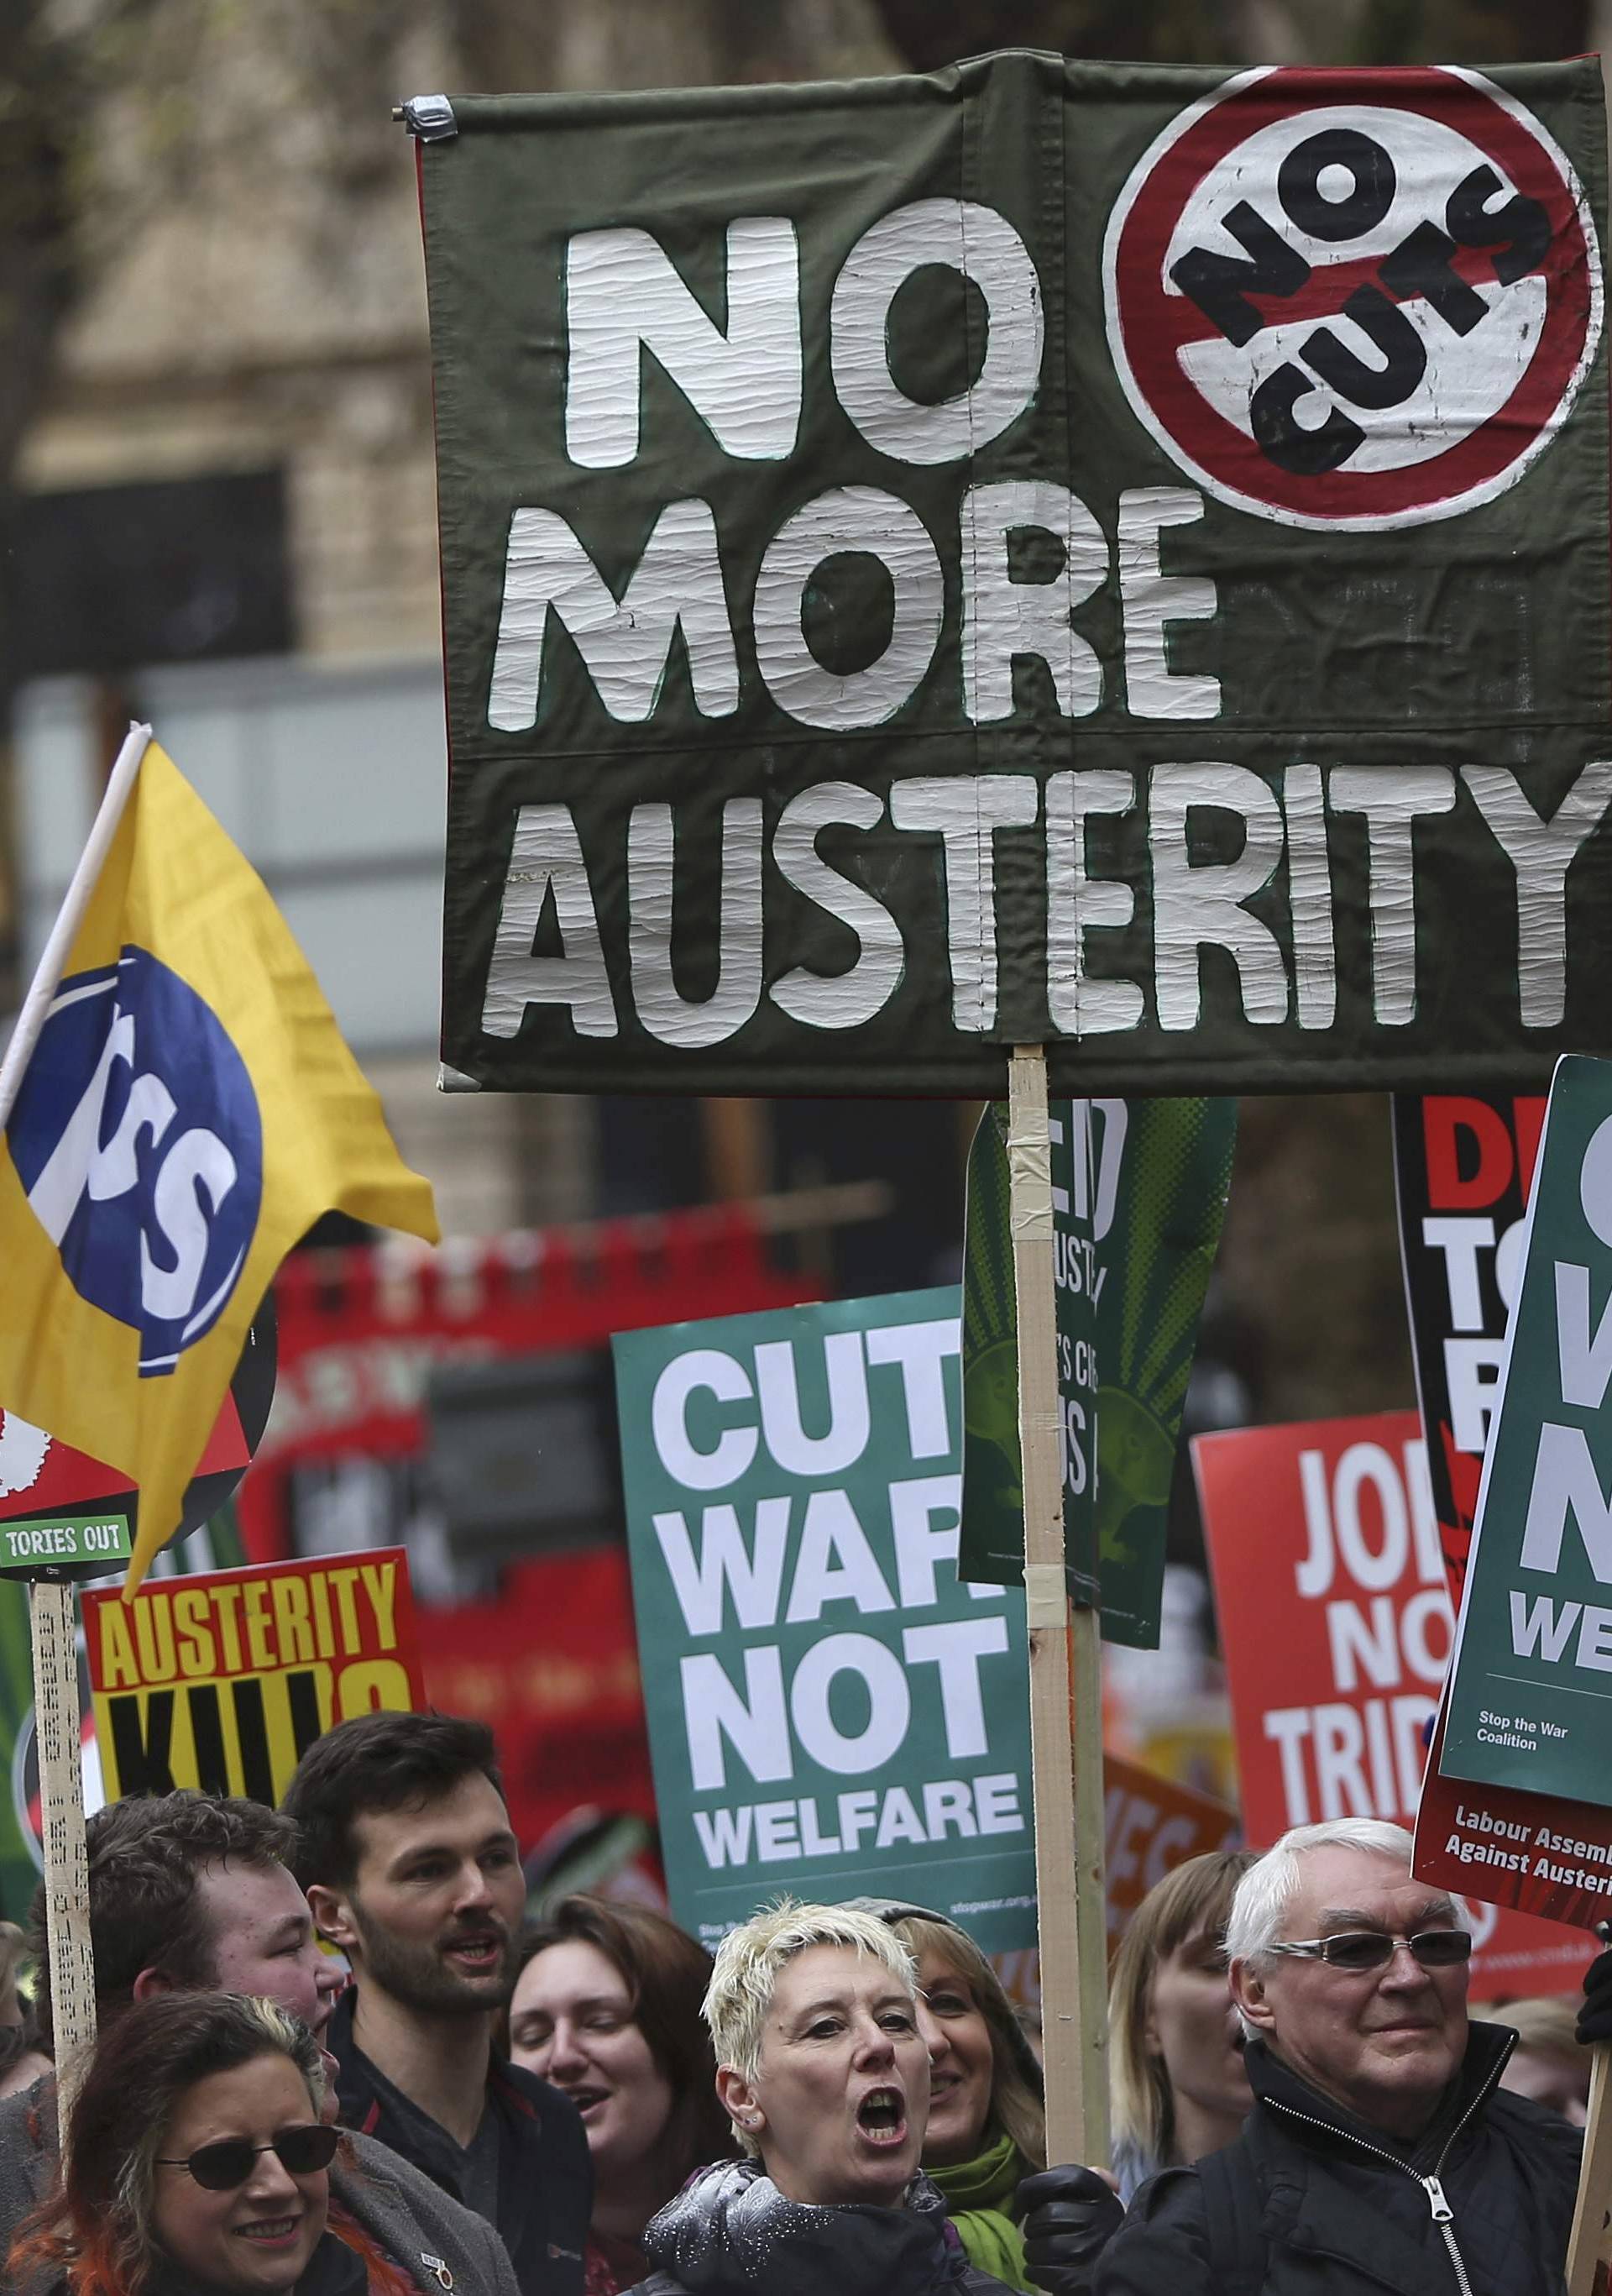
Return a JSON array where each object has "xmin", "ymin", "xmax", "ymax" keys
[
  {"xmin": 1107, "ymin": 1848, "xmax": 1259, "ymax": 2201},
  {"xmin": 510, "ymin": 1899, "xmax": 736, "ymax": 2296}
]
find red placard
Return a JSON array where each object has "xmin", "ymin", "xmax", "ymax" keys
[
  {"xmin": 238, "ymin": 1212, "xmax": 809, "ymax": 1560},
  {"xmin": 420, "ymin": 1547, "xmax": 657, "ymax": 1851},
  {"xmin": 1196, "ymin": 1410, "xmax": 1590, "ymax": 1997},
  {"xmin": 1391, "ymin": 1093, "xmax": 1545, "ymax": 1607},
  {"xmin": 0, "ymin": 1394, "xmax": 247, "ymax": 1516},
  {"xmin": 1414, "ymin": 1693, "xmax": 1612, "ymax": 1935},
  {"xmin": 1104, "ymin": 1752, "xmax": 1238, "ymax": 1946}
]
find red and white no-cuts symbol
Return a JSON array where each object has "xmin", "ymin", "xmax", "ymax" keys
[{"xmin": 1103, "ymin": 66, "xmax": 1602, "ymax": 528}]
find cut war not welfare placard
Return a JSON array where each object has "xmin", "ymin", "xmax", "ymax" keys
[
  {"xmin": 615, "ymin": 1290, "xmax": 1035, "ymax": 1949},
  {"xmin": 418, "ymin": 56, "xmax": 1612, "ymax": 1102},
  {"xmin": 84, "ymin": 1550, "xmax": 425, "ymax": 1806}
]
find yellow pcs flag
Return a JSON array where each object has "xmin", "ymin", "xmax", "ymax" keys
[{"xmin": 0, "ymin": 742, "xmax": 439, "ymax": 1589}]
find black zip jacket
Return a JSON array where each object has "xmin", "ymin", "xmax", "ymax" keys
[
  {"xmin": 1094, "ymin": 2019, "xmax": 1582, "ymax": 2296},
  {"xmin": 327, "ymin": 1988, "xmax": 591, "ymax": 2296}
]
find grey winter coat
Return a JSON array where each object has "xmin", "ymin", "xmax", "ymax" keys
[
  {"xmin": 627, "ymin": 2160, "xmax": 1015, "ymax": 2296},
  {"xmin": 0, "ymin": 2075, "xmax": 523, "ymax": 2296}
]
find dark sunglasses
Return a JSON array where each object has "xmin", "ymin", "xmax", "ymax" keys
[
  {"xmin": 155, "ymin": 2124, "xmax": 338, "ymax": 2191},
  {"xmin": 1269, "ymin": 1929, "xmax": 1473, "ymax": 1973}
]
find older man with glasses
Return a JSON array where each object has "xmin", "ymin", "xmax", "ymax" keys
[{"xmin": 1093, "ymin": 1816, "xmax": 1588, "ymax": 2296}]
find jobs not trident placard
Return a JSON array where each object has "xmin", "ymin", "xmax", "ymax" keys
[
  {"xmin": 614, "ymin": 1289, "xmax": 1034, "ymax": 1948},
  {"xmin": 415, "ymin": 56, "xmax": 1612, "ymax": 1101}
]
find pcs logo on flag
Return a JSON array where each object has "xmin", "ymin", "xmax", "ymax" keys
[{"xmin": 6, "ymin": 949, "xmax": 264, "ymax": 1377}]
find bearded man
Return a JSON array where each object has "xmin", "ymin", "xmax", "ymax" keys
[{"xmin": 283, "ymin": 1711, "xmax": 590, "ymax": 2296}]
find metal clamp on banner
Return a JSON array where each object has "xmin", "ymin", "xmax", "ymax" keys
[
  {"xmin": 396, "ymin": 94, "xmax": 458, "ymax": 140},
  {"xmin": 1023, "ymin": 1562, "xmax": 1067, "ymax": 1630}
]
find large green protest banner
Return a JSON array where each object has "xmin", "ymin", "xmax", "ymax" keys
[
  {"xmin": 412, "ymin": 57, "xmax": 1611, "ymax": 1101},
  {"xmin": 1442, "ymin": 1057, "xmax": 1612, "ymax": 1806},
  {"xmin": 613, "ymin": 1288, "xmax": 1036, "ymax": 1947},
  {"xmin": 958, "ymin": 1095, "xmax": 1234, "ymax": 1643}
]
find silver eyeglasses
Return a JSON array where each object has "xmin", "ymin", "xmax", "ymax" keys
[{"xmin": 1269, "ymin": 1929, "xmax": 1473, "ymax": 1974}]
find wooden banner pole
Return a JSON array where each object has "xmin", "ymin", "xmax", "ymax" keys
[
  {"xmin": 1067, "ymin": 1586, "xmax": 1108, "ymax": 2157},
  {"xmin": 28, "ymin": 1575, "xmax": 96, "ymax": 2123},
  {"xmin": 1568, "ymin": 2041, "xmax": 1612, "ymax": 2296},
  {"xmin": 1007, "ymin": 1046, "xmax": 1108, "ymax": 2168}
]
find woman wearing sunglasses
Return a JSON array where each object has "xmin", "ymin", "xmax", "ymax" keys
[{"xmin": 10, "ymin": 1993, "xmax": 415, "ymax": 2296}]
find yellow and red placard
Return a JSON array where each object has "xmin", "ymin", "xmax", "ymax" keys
[{"xmin": 83, "ymin": 1549, "xmax": 424, "ymax": 1807}]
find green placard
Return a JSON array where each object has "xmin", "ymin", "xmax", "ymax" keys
[
  {"xmin": 1442, "ymin": 1056, "xmax": 1612, "ymax": 1803},
  {"xmin": 613, "ymin": 1288, "xmax": 1035, "ymax": 1949},
  {"xmin": 959, "ymin": 1097, "xmax": 1234, "ymax": 1646},
  {"xmin": 0, "ymin": 1512, "xmax": 132, "ymax": 1576},
  {"xmin": 418, "ymin": 58, "xmax": 1612, "ymax": 1102},
  {"xmin": 0, "ymin": 1582, "xmax": 39, "ymax": 1921}
]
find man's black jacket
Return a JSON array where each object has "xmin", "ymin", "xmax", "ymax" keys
[
  {"xmin": 327, "ymin": 1987, "xmax": 592, "ymax": 2296},
  {"xmin": 1095, "ymin": 2019, "xmax": 1582, "ymax": 2296}
]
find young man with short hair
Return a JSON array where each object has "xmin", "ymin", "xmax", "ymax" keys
[
  {"xmin": 0, "ymin": 1791, "xmax": 521, "ymax": 2296},
  {"xmin": 282, "ymin": 1711, "xmax": 589, "ymax": 2296}
]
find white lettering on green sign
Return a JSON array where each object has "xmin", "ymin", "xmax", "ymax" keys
[
  {"xmin": 616, "ymin": 1292, "xmax": 1037, "ymax": 1946},
  {"xmin": 482, "ymin": 758, "xmax": 1612, "ymax": 1049},
  {"xmin": 1, "ymin": 1518, "xmax": 131, "ymax": 1567}
]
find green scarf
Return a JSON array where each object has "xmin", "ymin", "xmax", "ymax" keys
[{"xmin": 927, "ymin": 2131, "xmax": 1033, "ymax": 2293}]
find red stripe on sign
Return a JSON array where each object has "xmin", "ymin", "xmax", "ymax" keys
[{"xmin": 1156, "ymin": 239, "xmax": 1547, "ymax": 356}]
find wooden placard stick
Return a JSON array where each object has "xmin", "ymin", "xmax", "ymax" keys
[
  {"xmin": 1007, "ymin": 1045, "xmax": 1109, "ymax": 2168},
  {"xmin": 1568, "ymin": 2040, "xmax": 1612, "ymax": 2296},
  {"xmin": 28, "ymin": 1574, "xmax": 96, "ymax": 2123},
  {"xmin": 0, "ymin": 734, "xmax": 147, "ymax": 2128}
]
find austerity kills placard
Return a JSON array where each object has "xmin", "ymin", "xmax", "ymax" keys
[
  {"xmin": 614, "ymin": 1290, "xmax": 1035, "ymax": 1948},
  {"xmin": 1442, "ymin": 1056, "xmax": 1612, "ymax": 1804},
  {"xmin": 1393, "ymin": 1093, "xmax": 1543, "ymax": 1603},
  {"xmin": 1196, "ymin": 1408, "xmax": 1587, "ymax": 1995},
  {"xmin": 83, "ymin": 1550, "xmax": 425, "ymax": 1806},
  {"xmin": 416, "ymin": 57, "xmax": 1612, "ymax": 1101}
]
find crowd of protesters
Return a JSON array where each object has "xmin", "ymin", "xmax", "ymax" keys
[{"xmin": 1, "ymin": 1710, "xmax": 1609, "ymax": 2296}]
